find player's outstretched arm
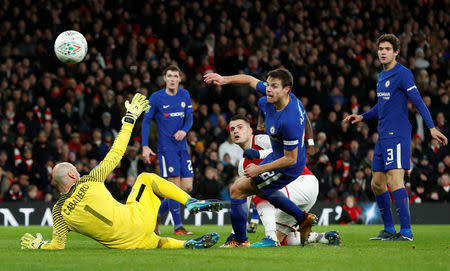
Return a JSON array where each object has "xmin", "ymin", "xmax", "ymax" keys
[
  {"xmin": 21, "ymin": 231, "xmax": 67, "ymax": 250},
  {"xmin": 203, "ymin": 73, "xmax": 259, "ymax": 90},
  {"xmin": 405, "ymin": 83, "xmax": 448, "ymax": 146},
  {"xmin": 21, "ymin": 202, "xmax": 70, "ymax": 250},
  {"xmin": 89, "ymin": 93, "xmax": 150, "ymax": 181}
]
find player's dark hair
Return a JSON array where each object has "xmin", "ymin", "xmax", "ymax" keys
[
  {"xmin": 376, "ymin": 34, "xmax": 400, "ymax": 52},
  {"xmin": 163, "ymin": 65, "xmax": 181, "ymax": 75},
  {"xmin": 230, "ymin": 114, "xmax": 250, "ymax": 125},
  {"xmin": 267, "ymin": 68, "xmax": 293, "ymax": 89}
]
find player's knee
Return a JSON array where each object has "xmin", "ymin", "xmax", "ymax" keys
[
  {"xmin": 371, "ymin": 180, "xmax": 385, "ymax": 194},
  {"xmin": 229, "ymin": 183, "xmax": 245, "ymax": 199}
]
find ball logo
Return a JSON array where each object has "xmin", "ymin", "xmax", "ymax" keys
[
  {"xmin": 168, "ymin": 167, "xmax": 174, "ymax": 173},
  {"xmin": 385, "ymin": 80, "xmax": 390, "ymax": 88},
  {"xmin": 181, "ymin": 102, "xmax": 186, "ymax": 108},
  {"xmin": 270, "ymin": 126, "xmax": 275, "ymax": 134}
]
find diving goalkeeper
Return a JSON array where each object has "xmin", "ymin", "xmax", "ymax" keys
[{"xmin": 20, "ymin": 93, "xmax": 222, "ymax": 250}]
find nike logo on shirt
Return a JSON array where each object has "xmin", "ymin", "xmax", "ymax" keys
[
  {"xmin": 385, "ymin": 161, "xmax": 394, "ymax": 165},
  {"xmin": 163, "ymin": 105, "xmax": 170, "ymax": 109}
]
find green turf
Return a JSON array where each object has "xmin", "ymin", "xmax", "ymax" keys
[{"xmin": 1, "ymin": 225, "xmax": 449, "ymax": 271}]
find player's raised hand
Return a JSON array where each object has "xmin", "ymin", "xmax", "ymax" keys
[
  {"xmin": 174, "ymin": 130, "xmax": 187, "ymax": 141},
  {"xmin": 142, "ymin": 146, "xmax": 156, "ymax": 164},
  {"xmin": 203, "ymin": 73, "xmax": 226, "ymax": 85},
  {"xmin": 430, "ymin": 127, "xmax": 448, "ymax": 145},
  {"xmin": 122, "ymin": 93, "xmax": 150, "ymax": 125},
  {"xmin": 125, "ymin": 93, "xmax": 150, "ymax": 118},
  {"xmin": 244, "ymin": 163, "xmax": 261, "ymax": 178},
  {"xmin": 343, "ymin": 114, "xmax": 363, "ymax": 124}
]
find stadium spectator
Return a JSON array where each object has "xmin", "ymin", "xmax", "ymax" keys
[
  {"xmin": 340, "ymin": 195, "xmax": 364, "ymax": 225},
  {"xmin": 106, "ymin": 175, "xmax": 132, "ymax": 201},
  {"xmin": 25, "ymin": 184, "xmax": 40, "ymax": 202},
  {"xmin": 120, "ymin": 146, "xmax": 146, "ymax": 181},
  {"xmin": 3, "ymin": 182, "xmax": 23, "ymax": 201},
  {"xmin": 0, "ymin": 119, "xmax": 16, "ymax": 147},
  {"xmin": 0, "ymin": 150, "xmax": 13, "ymax": 174},
  {"xmin": 437, "ymin": 173, "xmax": 450, "ymax": 202},
  {"xmin": 350, "ymin": 169, "xmax": 372, "ymax": 202},
  {"xmin": 191, "ymin": 166, "xmax": 224, "ymax": 200},
  {"xmin": 0, "ymin": 164, "xmax": 8, "ymax": 193},
  {"xmin": 218, "ymin": 134, "xmax": 243, "ymax": 166}
]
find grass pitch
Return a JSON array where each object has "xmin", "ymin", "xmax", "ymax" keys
[{"xmin": 1, "ymin": 224, "xmax": 449, "ymax": 271}]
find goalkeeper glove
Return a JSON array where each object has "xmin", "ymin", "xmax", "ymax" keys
[
  {"xmin": 243, "ymin": 149, "xmax": 260, "ymax": 160},
  {"xmin": 122, "ymin": 93, "xmax": 150, "ymax": 125},
  {"xmin": 20, "ymin": 233, "xmax": 45, "ymax": 249}
]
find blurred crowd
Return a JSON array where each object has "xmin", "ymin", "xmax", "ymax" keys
[{"xmin": 0, "ymin": 0, "xmax": 449, "ymax": 204}]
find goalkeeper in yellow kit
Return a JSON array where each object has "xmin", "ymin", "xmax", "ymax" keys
[{"xmin": 20, "ymin": 93, "xmax": 222, "ymax": 250}]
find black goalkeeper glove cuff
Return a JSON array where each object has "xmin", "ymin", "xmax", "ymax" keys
[{"xmin": 122, "ymin": 112, "xmax": 137, "ymax": 125}]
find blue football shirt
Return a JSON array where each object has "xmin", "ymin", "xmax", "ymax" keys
[
  {"xmin": 142, "ymin": 89, "xmax": 193, "ymax": 151},
  {"xmin": 362, "ymin": 63, "xmax": 434, "ymax": 139},
  {"xmin": 256, "ymin": 81, "xmax": 306, "ymax": 178}
]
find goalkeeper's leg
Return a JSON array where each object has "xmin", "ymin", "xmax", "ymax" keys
[
  {"xmin": 127, "ymin": 174, "xmax": 187, "ymax": 249},
  {"xmin": 133, "ymin": 173, "xmax": 191, "ymax": 204},
  {"xmin": 157, "ymin": 236, "xmax": 185, "ymax": 249},
  {"xmin": 128, "ymin": 173, "xmax": 223, "ymax": 214}
]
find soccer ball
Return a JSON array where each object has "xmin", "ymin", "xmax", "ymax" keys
[{"xmin": 54, "ymin": 30, "xmax": 88, "ymax": 64}]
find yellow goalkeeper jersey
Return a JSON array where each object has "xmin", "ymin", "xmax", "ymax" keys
[{"xmin": 41, "ymin": 122, "xmax": 155, "ymax": 249}]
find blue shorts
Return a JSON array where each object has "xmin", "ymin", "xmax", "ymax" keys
[
  {"xmin": 372, "ymin": 137, "xmax": 411, "ymax": 172},
  {"xmin": 158, "ymin": 150, "xmax": 194, "ymax": 178},
  {"xmin": 253, "ymin": 170, "xmax": 298, "ymax": 196}
]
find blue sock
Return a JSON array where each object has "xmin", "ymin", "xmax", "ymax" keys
[
  {"xmin": 375, "ymin": 191, "xmax": 396, "ymax": 234},
  {"xmin": 261, "ymin": 190, "xmax": 305, "ymax": 223},
  {"xmin": 251, "ymin": 203, "xmax": 259, "ymax": 221},
  {"xmin": 230, "ymin": 198, "xmax": 248, "ymax": 242},
  {"xmin": 393, "ymin": 188, "xmax": 412, "ymax": 237},
  {"xmin": 168, "ymin": 199, "xmax": 182, "ymax": 230},
  {"xmin": 158, "ymin": 198, "xmax": 169, "ymax": 218}
]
